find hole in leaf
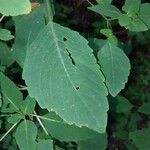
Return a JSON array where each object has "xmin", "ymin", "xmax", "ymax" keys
[
  {"xmin": 76, "ymin": 87, "xmax": 79, "ymax": 90},
  {"xmin": 65, "ymin": 48, "xmax": 76, "ymax": 65},
  {"xmin": 63, "ymin": 37, "xmax": 67, "ymax": 41}
]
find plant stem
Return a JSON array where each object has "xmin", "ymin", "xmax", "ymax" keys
[
  {"xmin": 0, "ymin": 15, "xmax": 5, "ymax": 22},
  {"xmin": 44, "ymin": 0, "xmax": 54, "ymax": 22},
  {"xmin": 33, "ymin": 111, "xmax": 49, "ymax": 135},
  {"xmin": 0, "ymin": 122, "xmax": 18, "ymax": 142},
  {"xmin": 86, "ymin": 0, "xmax": 94, "ymax": 6}
]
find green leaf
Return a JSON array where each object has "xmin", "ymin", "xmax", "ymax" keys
[
  {"xmin": 78, "ymin": 133, "xmax": 107, "ymax": 150},
  {"xmin": 88, "ymin": 4, "xmax": 121, "ymax": 18},
  {"xmin": 37, "ymin": 140, "xmax": 53, "ymax": 150},
  {"xmin": 20, "ymin": 96, "xmax": 36, "ymax": 115},
  {"xmin": 119, "ymin": 14, "xmax": 148, "ymax": 32},
  {"xmin": 15, "ymin": 120, "xmax": 37, "ymax": 150},
  {"xmin": 13, "ymin": 7, "xmax": 45, "ymax": 67},
  {"xmin": 138, "ymin": 103, "xmax": 150, "ymax": 115},
  {"xmin": 139, "ymin": 3, "xmax": 150, "ymax": 28},
  {"xmin": 116, "ymin": 96, "xmax": 132, "ymax": 113},
  {"xmin": 96, "ymin": 0, "xmax": 112, "ymax": 4},
  {"xmin": 100, "ymin": 29, "xmax": 113, "ymax": 37},
  {"xmin": 0, "ymin": 28, "xmax": 14, "ymax": 41},
  {"xmin": 42, "ymin": 112, "xmax": 100, "ymax": 141},
  {"xmin": 7, "ymin": 114, "xmax": 23, "ymax": 124},
  {"xmin": 0, "ymin": 42, "xmax": 14, "ymax": 67},
  {"xmin": 109, "ymin": 96, "xmax": 133, "ymax": 113},
  {"xmin": 23, "ymin": 21, "xmax": 108, "ymax": 133},
  {"xmin": 0, "ymin": 0, "xmax": 31, "ymax": 16},
  {"xmin": 0, "ymin": 72, "xmax": 23, "ymax": 113},
  {"xmin": 122, "ymin": 0, "xmax": 141, "ymax": 16},
  {"xmin": 129, "ymin": 128, "xmax": 150, "ymax": 150},
  {"xmin": 98, "ymin": 42, "xmax": 130, "ymax": 96}
]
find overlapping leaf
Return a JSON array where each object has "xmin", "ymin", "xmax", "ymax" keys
[
  {"xmin": 15, "ymin": 120, "xmax": 37, "ymax": 150},
  {"xmin": 98, "ymin": 42, "xmax": 130, "ymax": 96},
  {"xmin": 23, "ymin": 21, "xmax": 108, "ymax": 133}
]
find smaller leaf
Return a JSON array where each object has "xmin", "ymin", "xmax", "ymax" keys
[
  {"xmin": 138, "ymin": 103, "xmax": 150, "ymax": 115},
  {"xmin": 0, "ymin": 42, "xmax": 14, "ymax": 67},
  {"xmin": 98, "ymin": 42, "xmax": 131, "ymax": 96},
  {"xmin": 0, "ymin": 28, "xmax": 14, "ymax": 41},
  {"xmin": 129, "ymin": 128, "xmax": 150, "ymax": 150},
  {"xmin": 88, "ymin": 4, "xmax": 121, "ymax": 18},
  {"xmin": 122, "ymin": 0, "xmax": 141, "ymax": 16},
  {"xmin": 7, "ymin": 114, "xmax": 23, "ymax": 124},
  {"xmin": 0, "ymin": 0, "xmax": 31, "ymax": 16},
  {"xmin": 37, "ymin": 140, "xmax": 53, "ymax": 150},
  {"xmin": 96, "ymin": 0, "xmax": 112, "ymax": 4},
  {"xmin": 115, "ymin": 96, "xmax": 133, "ymax": 113},
  {"xmin": 0, "ymin": 72, "xmax": 23, "ymax": 113},
  {"xmin": 139, "ymin": 3, "xmax": 150, "ymax": 28},
  {"xmin": 20, "ymin": 96, "xmax": 36, "ymax": 115},
  {"xmin": 15, "ymin": 120, "xmax": 37, "ymax": 150},
  {"xmin": 119, "ymin": 14, "xmax": 148, "ymax": 32},
  {"xmin": 100, "ymin": 29, "xmax": 113, "ymax": 37}
]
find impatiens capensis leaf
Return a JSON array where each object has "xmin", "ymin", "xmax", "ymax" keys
[
  {"xmin": 98, "ymin": 42, "xmax": 131, "ymax": 96},
  {"xmin": 23, "ymin": 21, "xmax": 108, "ymax": 133},
  {"xmin": 0, "ymin": 72, "xmax": 23, "ymax": 113},
  {"xmin": 15, "ymin": 120, "xmax": 37, "ymax": 150}
]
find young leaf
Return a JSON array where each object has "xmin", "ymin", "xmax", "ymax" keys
[
  {"xmin": 129, "ymin": 128, "xmax": 150, "ymax": 150},
  {"xmin": 7, "ymin": 114, "xmax": 23, "ymax": 124},
  {"xmin": 96, "ymin": 0, "xmax": 112, "ymax": 4},
  {"xmin": 0, "ymin": 72, "xmax": 23, "ymax": 113},
  {"xmin": 0, "ymin": 28, "xmax": 14, "ymax": 41},
  {"xmin": 122, "ymin": 0, "xmax": 141, "ymax": 16},
  {"xmin": 23, "ymin": 21, "xmax": 108, "ymax": 133},
  {"xmin": 98, "ymin": 42, "xmax": 131, "ymax": 96},
  {"xmin": 119, "ymin": 14, "xmax": 148, "ymax": 32},
  {"xmin": 15, "ymin": 120, "xmax": 37, "ymax": 150},
  {"xmin": 41, "ymin": 112, "xmax": 100, "ymax": 141},
  {"xmin": 138, "ymin": 103, "xmax": 150, "ymax": 115},
  {"xmin": 37, "ymin": 140, "xmax": 53, "ymax": 150},
  {"xmin": 13, "ymin": 7, "xmax": 45, "ymax": 67},
  {"xmin": 139, "ymin": 3, "xmax": 150, "ymax": 28},
  {"xmin": 0, "ymin": 42, "xmax": 14, "ymax": 67},
  {"xmin": 0, "ymin": 0, "xmax": 31, "ymax": 16},
  {"xmin": 88, "ymin": 4, "xmax": 121, "ymax": 18},
  {"xmin": 19, "ymin": 96, "xmax": 36, "ymax": 115}
]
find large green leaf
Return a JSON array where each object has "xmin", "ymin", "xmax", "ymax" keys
[
  {"xmin": 23, "ymin": 21, "xmax": 108, "ymax": 133},
  {"xmin": 98, "ymin": 42, "xmax": 130, "ymax": 96},
  {"xmin": 129, "ymin": 128, "xmax": 150, "ymax": 150},
  {"xmin": 13, "ymin": 7, "xmax": 45, "ymax": 67},
  {"xmin": 0, "ymin": 0, "xmax": 31, "ymax": 16},
  {"xmin": 88, "ymin": 4, "xmax": 121, "ymax": 18},
  {"xmin": 0, "ymin": 72, "xmax": 23, "ymax": 113},
  {"xmin": 15, "ymin": 120, "xmax": 37, "ymax": 150},
  {"xmin": 42, "ymin": 112, "xmax": 100, "ymax": 141}
]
